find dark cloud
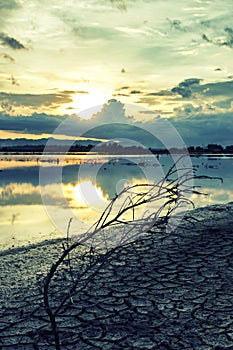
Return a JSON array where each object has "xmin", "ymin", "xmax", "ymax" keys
[
  {"xmin": 75, "ymin": 103, "xmax": 233, "ymax": 146},
  {"xmin": 136, "ymin": 78, "xmax": 233, "ymax": 110},
  {"xmin": 202, "ymin": 33, "xmax": 211, "ymax": 43},
  {"xmin": 0, "ymin": 53, "xmax": 15, "ymax": 62},
  {"xmin": 1, "ymin": 100, "xmax": 232, "ymax": 147},
  {"xmin": 0, "ymin": 32, "xmax": 26, "ymax": 50},
  {"xmin": 178, "ymin": 78, "xmax": 202, "ymax": 87},
  {"xmin": 171, "ymin": 79, "xmax": 233, "ymax": 101},
  {"xmin": 0, "ymin": 113, "xmax": 65, "ymax": 134},
  {"xmin": 171, "ymin": 79, "xmax": 201, "ymax": 98},
  {"xmin": 224, "ymin": 27, "xmax": 233, "ymax": 47},
  {"xmin": 137, "ymin": 78, "xmax": 202, "ymax": 100},
  {"xmin": 142, "ymin": 78, "xmax": 202, "ymax": 100},
  {"xmin": 1, "ymin": 101, "xmax": 12, "ymax": 113},
  {"xmin": 202, "ymin": 26, "xmax": 233, "ymax": 49},
  {"xmin": 0, "ymin": 101, "xmax": 163, "ymax": 147},
  {"xmin": 167, "ymin": 18, "xmax": 187, "ymax": 32},
  {"xmin": 112, "ymin": 93, "xmax": 129, "ymax": 97},
  {"xmin": 201, "ymin": 80, "xmax": 233, "ymax": 98},
  {"xmin": 147, "ymin": 90, "xmax": 173, "ymax": 97},
  {"xmin": 115, "ymin": 86, "xmax": 129, "ymax": 92},
  {"xmin": 130, "ymin": 90, "xmax": 141, "ymax": 94},
  {"xmin": 119, "ymin": 86, "xmax": 129, "ymax": 90},
  {"xmin": 75, "ymin": 90, "xmax": 89, "ymax": 94},
  {"xmin": 0, "ymin": 90, "xmax": 84, "ymax": 109},
  {"xmin": 171, "ymin": 112, "xmax": 233, "ymax": 146},
  {"xmin": 62, "ymin": 90, "xmax": 89, "ymax": 95},
  {"xmin": 9, "ymin": 75, "xmax": 19, "ymax": 86}
]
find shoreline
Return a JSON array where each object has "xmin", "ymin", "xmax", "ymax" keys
[
  {"xmin": 1, "ymin": 201, "xmax": 233, "ymax": 349},
  {"xmin": 0, "ymin": 201, "xmax": 232, "ymax": 255}
]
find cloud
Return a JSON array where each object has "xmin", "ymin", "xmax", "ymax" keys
[
  {"xmin": 1, "ymin": 101, "xmax": 13, "ymax": 113},
  {"xmin": 9, "ymin": 75, "xmax": 19, "ymax": 86},
  {"xmin": 174, "ymin": 103, "xmax": 203, "ymax": 118},
  {"xmin": 0, "ymin": 100, "xmax": 164, "ymax": 147},
  {"xmin": 130, "ymin": 90, "xmax": 142, "ymax": 94},
  {"xmin": 117, "ymin": 86, "xmax": 129, "ymax": 90},
  {"xmin": 202, "ymin": 26, "xmax": 233, "ymax": 49},
  {"xmin": 146, "ymin": 90, "xmax": 174, "ymax": 97},
  {"xmin": 0, "ymin": 53, "xmax": 15, "ymax": 62},
  {"xmin": 58, "ymin": 11, "xmax": 118, "ymax": 42},
  {"xmin": 0, "ymin": 32, "xmax": 26, "ymax": 50},
  {"xmin": 224, "ymin": 27, "xmax": 233, "ymax": 47},
  {"xmin": 201, "ymin": 80, "xmax": 233, "ymax": 98},
  {"xmin": 114, "ymin": 86, "xmax": 131, "ymax": 96},
  {"xmin": 136, "ymin": 96, "xmax": 165, "ymax": 107},
  {"xmin": 0, "ymin": 183, "xmax": 41, "ymax": 206},
  {"xmin": 0, "ymin": 0, "xmax": 20, "ymax": 10},
  {"xmin": 170, "ymin": 112, "xmax": 233, "ymax": 146},
  {"xmin": 1, "ymin": 99, "xmax": 232, "ymax": 147},
  {"xmin": 112, "ymin": 93, "xmax": 129, "ymax": 97},
  {"xmin": 0, "ymin": 90, "xmax": 87, "ymax": 110},
  {"xmin": 0, "ymin": 90, "xmax": 92, "ymax": 115},
  {"xmin": 171, "ymin": 78, "xmax": 202, "ymax": 98},
  {"xmin": 136, "ymin": 78, "xmax": 233, "ymax": 114},
  {"xmin": 75, "ymin": 90, "xmax": 89, "ymax": 94},
  {"xmin": 167, "ymin": 18, "xmax": 187, "ymax": 32},
  {"xmin": 0, "ymin": 113, "xmax": 65, "ymax": 134},
  {"xmin": 54, "ymin": 100, "xmax": 233, "ymax": 146},
  {"xmin": 214, "ymin": 98, "xmax": 232, "ymax": 109},
  {"xmin": 170, "ymin": 79, "xmax": 233, "ymax": 102}
]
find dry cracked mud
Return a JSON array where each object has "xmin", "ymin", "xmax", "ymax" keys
[{"xmin": 1, "ymin": 202, "xmax": 233, "ymax": 349}]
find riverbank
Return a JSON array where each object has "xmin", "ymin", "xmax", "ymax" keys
[{"xmin": 1, "ymin": 202, "xmax": 233, "ymax": 349}]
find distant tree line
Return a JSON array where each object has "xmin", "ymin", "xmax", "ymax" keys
[
  {"xmin": 0, "ymin": 142, "xmax": 233, "ymax": 154},
  {"xmin": 187, "ymin": 144, "xmax": 233, "ymax": 154},
  {"xmin": 0, "ymin": 144, "xmax": 94, "ymax": 154}
]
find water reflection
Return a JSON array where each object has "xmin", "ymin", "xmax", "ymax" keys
[
  {"xmin": 0, "ymin": 154, "xmax": 233, "ymax": 249},
  {"xmin": 1, "ymin": 183, "xmax": 41, "ymax": 205},
  {"xmin": 65, "ymin": 181, "xmax": 109, "ymax": 210}
]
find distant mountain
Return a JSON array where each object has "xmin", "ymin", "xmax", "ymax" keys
[{"xmin": 0, "ymin": 138, "xmax": 99, "ymax": 148}]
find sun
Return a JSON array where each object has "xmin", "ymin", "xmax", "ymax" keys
[{"xmin": 69, "ymin": 88, "xmax": 112, "ymax": 118}]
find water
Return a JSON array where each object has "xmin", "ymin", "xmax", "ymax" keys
[{"xmin": 0, "ymin": 153, "xmax": 232, "ymax": 250}]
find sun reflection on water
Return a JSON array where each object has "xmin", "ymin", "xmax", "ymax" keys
[{"xmin": 74, "ymin": 181, "xmax": 109, "ymax": 207}]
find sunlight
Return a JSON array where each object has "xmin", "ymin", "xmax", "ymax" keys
[{"xmin": 70, "ymin": 89, "xmax": 112, "ymax": 117}]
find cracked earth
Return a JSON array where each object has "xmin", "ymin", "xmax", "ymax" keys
[{"xmin": 1, "ymin": 202, "xmax": 233, "ymax": 349}]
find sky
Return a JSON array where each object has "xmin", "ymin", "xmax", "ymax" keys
[{"xmin": 0, "ymin": 0, "xmax": 233, "ymax": 146}]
